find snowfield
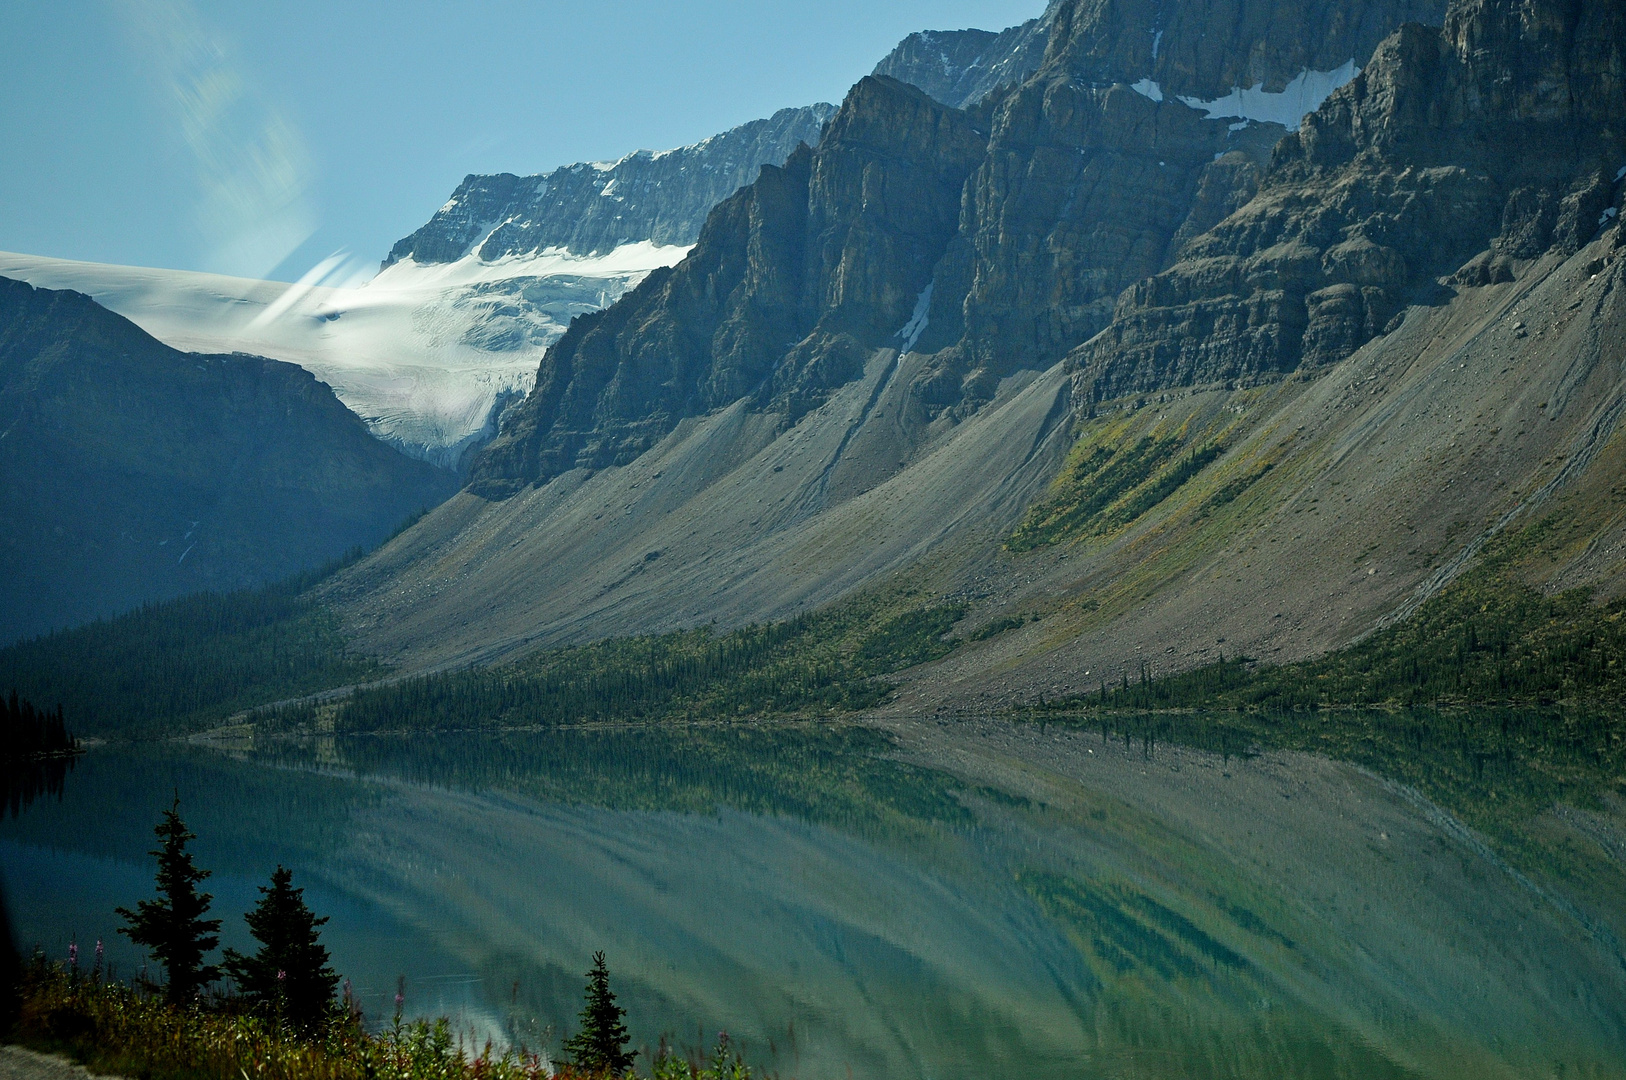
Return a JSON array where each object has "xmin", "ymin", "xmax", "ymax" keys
[{"xmin": 0, "ymin": 242, "xmax": 691, "ymax": 468}]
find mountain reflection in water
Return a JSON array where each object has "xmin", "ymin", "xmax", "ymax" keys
[{"xmin": 2, "ymin": 720, "xmax": 1622, "ymax": 1080}]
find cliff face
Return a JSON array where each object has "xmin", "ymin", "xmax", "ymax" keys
[
  {"xmin": 385, "ymin": 105, "xmax": 835, "ymax": 265},
  {"xmin": 924, "ymin": 0, "xmax": 1449, "ymax": 396},
  {"xmin": 469, "ymin": 76, "xmax": 987, "ymax": 496},
  {"xmin": 870, "ymin": 6, "xmax": 1056, "ymax": 109},
  {"xmin": 0, "ymin": 278, "xmax": 457, "ymax": 642},
  {"xmin": 1071, "ymin": 0, "xmax": 1626, "ymax": 400},
  {"xmin": 469, "ymin": 0, "xmax": 1453, "ymax": 501}
]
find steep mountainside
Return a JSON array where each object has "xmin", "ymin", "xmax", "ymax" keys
[
  {"xmin": 0, "ymin": 278, "xmax": 457, "ymax": 643},
  {"xmin": 385, "ymin": 106, "xmax": 835, "ymax": 266},
  {"xmin": 333, "ymin": 0, "xmax": 1573, "ymax": 676},
  {"xmin": 1072, "ymin": 0, "xmax": 1626, "ymax": 398},
  {"xmin": 468, "ymin": 0, "xmax": 1447, "ymax": 500},
  {"xmin": 469, "ymin": 76, "xmax": 989, "ymax": 496},
  {"xmin": 871, "ymin": 6, "xmax": 1056, "ymax": 108},
  {"xmin": 324, "ymin": 0, "xmax": 1625, "ymax": 708}
]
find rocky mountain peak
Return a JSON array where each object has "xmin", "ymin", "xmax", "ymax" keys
[
  {"xmin": 870, "ymin": 6, "xmax": 1057, "ymax": 108},
  {"xmin": 384, "ymin": 105, "xmax": 835, "ymax": 267},
  {"xmin": 468, "ymin": 75, "xmax": 985, "ymax": 497}
]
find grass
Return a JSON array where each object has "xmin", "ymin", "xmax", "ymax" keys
[{"xmin": 15, "ymin": 960, "xmax": 759, "ymax": 1080}]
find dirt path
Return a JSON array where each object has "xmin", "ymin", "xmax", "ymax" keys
[{"xmin": 0, "ymin": 1047, "xmax": 118, "ymax": 1080}]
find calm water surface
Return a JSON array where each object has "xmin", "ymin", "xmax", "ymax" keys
[{"xmin": 2, "ymin": 723, "xmax": 1622, "ymax": 1079}]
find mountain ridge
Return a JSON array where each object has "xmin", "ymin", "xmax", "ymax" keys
[{"xmin": 0, "ymin": 276, "xmax": 457, "ymax": 643}]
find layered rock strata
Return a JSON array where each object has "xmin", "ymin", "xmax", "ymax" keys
[{"xmin": 1071, "ymin": 0, "xmax": 1626, "ymax": 401}]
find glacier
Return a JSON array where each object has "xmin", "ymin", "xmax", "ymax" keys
[{"xmin": 0, "ymin": 242, "xmax": 689, "ymax": 469}]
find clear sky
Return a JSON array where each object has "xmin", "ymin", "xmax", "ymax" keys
[{"xmin": 0, "ymin": 0, "xmax": 1044, "ymax": 283}]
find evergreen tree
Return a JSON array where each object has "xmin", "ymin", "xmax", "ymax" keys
[
  {"xmin": 221, "ymin": 865, "xmax": 339, "ymax": 1032},
  {"xmin": 562, "ymin": 952, "xmax": 636, "ymax": 1074},
  {"xmin": 116, "ymin": 797, "xmax": 221, "ymax": 1004}
]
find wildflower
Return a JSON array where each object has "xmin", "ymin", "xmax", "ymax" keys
[{"xmin": 68, "ymin": 941, "xmax": 77, "ymax": 970}]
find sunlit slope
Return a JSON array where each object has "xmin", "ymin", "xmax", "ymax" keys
[
  {"xmin": 323, "ymin": 347, "xmax": 1073, "ymax": 669},
  {"xmin": 902, "ymin": 227, "xmax": 1626, "ymax": 707},
  {"xmin": 323, "ymin": 217, "xmax": 1626, "ymax": 715}
]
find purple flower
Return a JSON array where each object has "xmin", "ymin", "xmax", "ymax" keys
[
  {"xmin": 277, "ymin": 969, "xmax": 287, "ymax": 980},
  {"xmin": 67, "ymin": 942, "xmax": 77, "ymax": 968}
]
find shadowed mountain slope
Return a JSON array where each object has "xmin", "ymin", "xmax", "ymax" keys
[{"xmin": 0, "ymin": 278, "xmax": 457, "ymax": 643}]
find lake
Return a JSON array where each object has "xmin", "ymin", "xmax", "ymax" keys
[{"xmin": 3, "ymin": 718, "xmax": 1623, "ymax": 1079}]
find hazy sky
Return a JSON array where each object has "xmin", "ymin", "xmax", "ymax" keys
[{"xmin": 1, "ymin": 1, "xmax": 1043, "ymax": 282}]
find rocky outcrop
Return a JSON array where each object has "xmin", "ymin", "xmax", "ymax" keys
[
  {"xmin": 870, "ymin": 6, "xmax": 1055, "ymax": 108},
  {"xmin": 1072, "ymin": 0, "xmax": 1626, "ymax": 401},
  {"xmin": 0, "ymin": 278, "xmax": 457, "ymax": 642},
  {"xmin": 921, "ymin": 0, "xmax": 1449, "ymax": 397},
  {"xmin": 468, "ymin": 0, "xmax": 1462, "ymax": 499},
  {"xmin": 469, "ymin": 77, "xmax": 987, "ymax": 497},
  {"xmin": 384, "ymin": 105, "xmax": 835, "ymax": 264}
]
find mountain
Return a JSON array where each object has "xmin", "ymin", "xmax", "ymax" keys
[
  {"xmin": 0, "ymin": 277, "xmax": 457, "ymax": 643},
  {"xmin": 0, "ymin": 14, "xmax": 1054, "ymax": 471},
  {"xmin": 386, "ymin": 106, "xmax": 836, "ymax": 266},
  {"xmin": 871, "ymin": 6, "xmax": 1056, "ymax": 109},
  {"xmin": 0, "ymin": 248, "xmax": 678, "ymax": 471},
  {"xmin": 469, "ymin": 75, "xmax": 989, "ymax": 497},
  {"xmin": 315, "ymin": 0, "xmax": 1626, "ymax": 702}
]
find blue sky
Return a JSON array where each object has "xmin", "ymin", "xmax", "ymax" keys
[{"xmin": 0, "ymin": 1, "xmax": 1043, "ymax": 282}]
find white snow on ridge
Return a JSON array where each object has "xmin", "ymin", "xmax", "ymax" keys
[
  {"xmin": 0, "ymin": 242, "xmax": 691, "ymax": 467},
  {"xmin": 1130, "ymin": 78, "xmax": 1164, "ymax": 103},
  {"xmin": 1178, "ymin": 60, "xmax": 1359, "ymax": 128},
  {"xmin": 1128, "ymin": 61, "xmax": 1359, "ymax": 128}
]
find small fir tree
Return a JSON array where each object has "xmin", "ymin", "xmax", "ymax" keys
[
  {"xmin": 562, "ymin": 952, "xmax": 636, "ymax": 1074},
  {"xmin": 222, "ymin": 865, "xmax": 339, "ymax": 1032},
  {"xmin": 116, "ymin": 797, "xmax": 221, "ymax": 1004}
]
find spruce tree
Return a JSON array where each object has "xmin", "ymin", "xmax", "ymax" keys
[
  {"xmin": 562, "ymin": 952, "xmax": 636, "ymax": 1074},
  {"xmin": 222, "ymin": 865, "xmax": 339, "ymax": 1032},
  {"xmin": 116, "ymin": 797, "xmax": 221, "ymax": 1004}
]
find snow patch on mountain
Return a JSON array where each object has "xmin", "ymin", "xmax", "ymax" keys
[{"xmin": 1177, "ymin": 60, "xmax": 1360, "ymax": 127}]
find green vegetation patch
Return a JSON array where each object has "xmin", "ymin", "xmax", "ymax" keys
[
  {"xmin": 1079, "ymin": 526, "xmax": 1626, "ymax": 713},
  {"xmin": 1033, "ymin": 517, "xmax": 1626, "ymax": 891},
  {"xmin": 272, "ymin": 597, "xmax": 966, "ymax": 734},
  {"xmin": 0, "ymin": 578, "xmax": 383, "ymax": 738},
  {"xmin": 1008, "ymin": 413, "xmax": 1227, "ymax": 551}
]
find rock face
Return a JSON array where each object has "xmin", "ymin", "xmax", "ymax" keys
[
  {"xmin": 0, "ymin": 278, "xmax": 458, "ymax": 642},
  {"xmin": 471, "ymin": 0, "xmax": 1447, "ymax": 498},
  {"xmin": 470, "ymin": 76, "xmax": 988, "ymax": 497},
  {"xmin": 870, "ymin": 6, "xmax": 1056, "ymax": 108},
  {"xmin": 1072, "ymin": 0, "xmax": 1626, "ymax": 400},
  {"xmin": 921, "ymin": 0, "xmax": 1448, "ymax": 397},
  {"xmin": 385, "ymin": 106, "xmax": 835, "ymax": 265}
]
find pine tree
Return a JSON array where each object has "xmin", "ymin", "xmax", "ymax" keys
[
  {"xmin": 116, "ymin": 797, "xmax": 221, "ymax": 1004},
  {"xmin": 561, "ymin": 952, "xmax": 636, "ymax": 1074},
  {"xmin": 222, "ymin": 865, "xmax": 339, "ymax": 1032}
]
